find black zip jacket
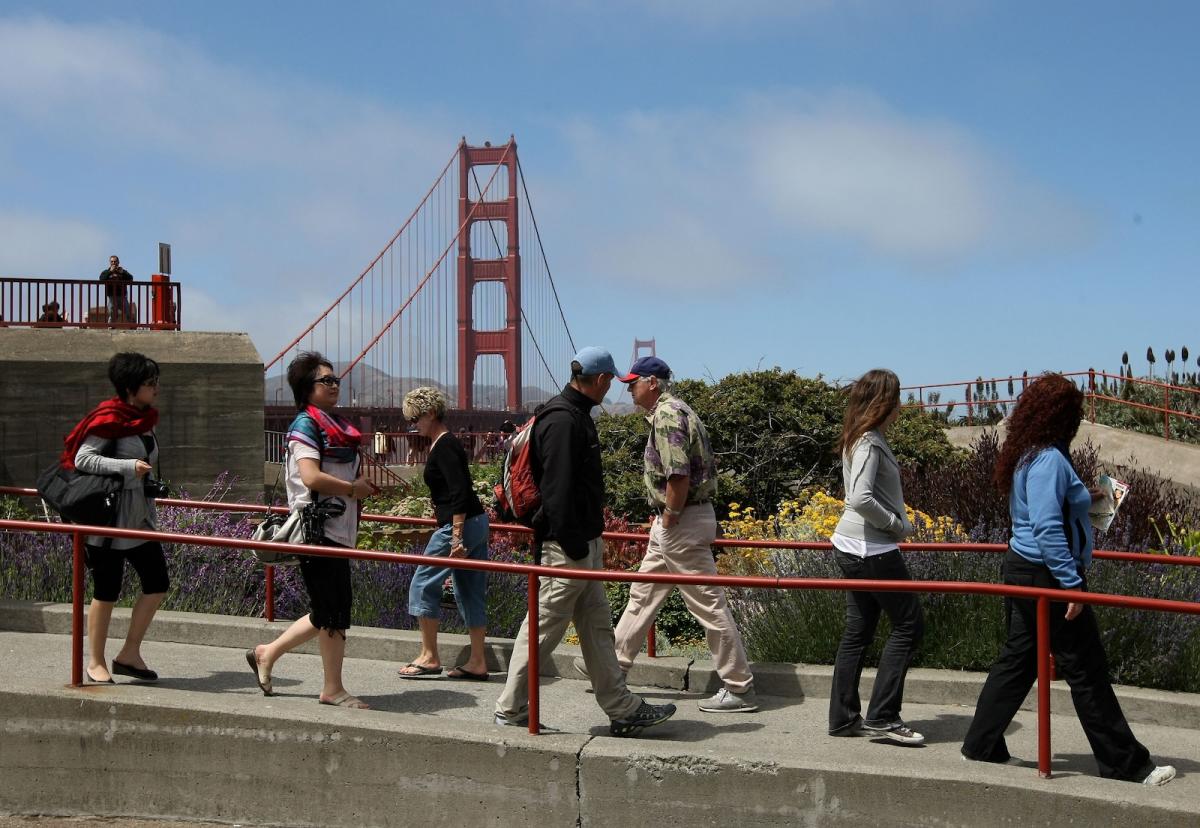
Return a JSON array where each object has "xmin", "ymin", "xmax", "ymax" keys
[{"xmin": 531, "ymin": 385, "xmax": 605, "ymax": 559}]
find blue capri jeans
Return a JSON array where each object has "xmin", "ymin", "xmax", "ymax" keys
[{"xmin": 408, "ymin": 512, "xmax": 489, "ymax": 628}]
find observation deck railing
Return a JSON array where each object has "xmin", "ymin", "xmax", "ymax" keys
[{"xmin": 0, "ymin": 277, "xmax": 181, "ymax": 330}]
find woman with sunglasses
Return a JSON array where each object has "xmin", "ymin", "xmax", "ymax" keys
[
  {"xmin": 246, "ymin": 352, "xmax": 375, "ymax": 708},
  {"xmin": 63, "ymin": 351, "xmax": 168, "ymax": 684},
  {"xmin": 397, "ymin": 386, "xmax": 490, "ymax": 681}
]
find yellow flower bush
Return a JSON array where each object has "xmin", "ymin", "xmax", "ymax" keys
[{"xmin": 718, "ymin": 489, "xmax": 965, "ymax": 577}]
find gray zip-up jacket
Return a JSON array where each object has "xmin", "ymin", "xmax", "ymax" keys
[
  {"xmin": 833, "ymin": 430, "xmax": 914, "ymax": 544},
  {"xmin": 74, "ymin": 432, "xmax": 159, "ymax": 550}
]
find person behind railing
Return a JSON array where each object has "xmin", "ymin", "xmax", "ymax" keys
[
  {"xmin": 961, "ymin": 373, "xmax": 1176, "ymax": 786},
  {"xmin": 100, "ymin": 254, "xmax": 134, "ymax": 323},
  {"xmin": 62, "ymin": 352, "xmax": 168, "ymax": 684},
  {"xmin": 827, "ymin": 369, "xmax": 926, "ymax": 744},
  {"xmin": 38, "ymin": 300, "xmax": 66, "ymax": 326},
  {"xmin": 494, "ymin": 346, "xmax": 677, "ymax": 736},
  {"xmin": 246, "ymin": 352, "xmax": 376, "ymax": 709},
  {"xmin": 396, "ymin": 387, "xmax": 491, "ymax": 681},
  {"xmin": 598, "ymin": 356, "xmax": 757, "ymax": 713}
]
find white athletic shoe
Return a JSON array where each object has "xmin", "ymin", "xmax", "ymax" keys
[
  {"xmin": 1142, "ymin": 765, "xmax": 1177, "ymax": 786},
  {"xmin": 698, "ymin": 687, "xmax": 759, "ymax": 713}
]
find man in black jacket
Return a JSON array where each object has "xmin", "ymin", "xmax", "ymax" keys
[
  {"xmin": 495, "ymin": 347, "xmax": 676, "ymax": 737},
  {"xmin": 99, "ymin": 255, "xmax": 134, "ymax": 323}
]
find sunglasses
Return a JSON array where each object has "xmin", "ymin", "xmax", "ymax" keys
[{"xmin": 314, "ymin": 376, "xmax": 342, "ymax": 388}]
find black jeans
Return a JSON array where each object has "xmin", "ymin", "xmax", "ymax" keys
[
  {"xmin": 828, "ymin": 548, "xmax": 925, "ymax": 733},
  {"xmin": 961, "ymin": 550, "xmax": 1153, "ymax": 781},
  {"xmin": 298, "ymin": 539, "xmax": 353, "ymax": 633}
]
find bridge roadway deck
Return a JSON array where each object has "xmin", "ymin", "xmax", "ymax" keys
[{"xmin": 2, "ymin": 603, "xmax": 1199, "ymax": 827}]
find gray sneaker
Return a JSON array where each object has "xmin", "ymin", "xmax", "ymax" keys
[
  {"xmin": 494, "ymin": 710, "xmax": 528, "ymax": 727},
  {"xmin": 609, "ymin": 701, "xmax": 677, "ymax": 737},
  {"xmin": 698, "ymin": 687, "xmax": 759, "ymax": 713},
  {"xmin": 863, "ymin": 720, "xmax": 924, "ymax": 745}
]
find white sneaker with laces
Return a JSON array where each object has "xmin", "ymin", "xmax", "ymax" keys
[
  {"xmin": 1142, "ymin": 765, "xmax": 1176, "ymax": 786},
  {"xmin": 698, "ymin": 688, "xmax": 759, "ymax": 713},
  {"xmin": 863, "ymin": 720, "xmax": 925, "ymax": 745}
]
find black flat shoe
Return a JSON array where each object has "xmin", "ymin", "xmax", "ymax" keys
[
  {"xmin": 86, "ymin": 669, "xmax": 115, "ymax": 684},
  {"xmin": 112, "ymin": 660, "xmax": 158, "ymax": 682}
]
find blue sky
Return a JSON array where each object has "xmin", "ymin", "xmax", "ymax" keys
[{"xmin": 2, "ymin": 1, "xmax": 1197, "ymax": 390}]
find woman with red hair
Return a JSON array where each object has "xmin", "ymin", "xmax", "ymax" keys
[{"xmin": 961, "ymin": 374, "xmax": 1175, "ymax": 785}]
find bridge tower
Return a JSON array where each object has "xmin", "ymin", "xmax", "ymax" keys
[
  {"xmin": 625, "ymin": 337, "xmax": 656, "ymax": 395},
  {"xmin": 457, "ymin": 138, "xmax": 521, "ymax": 411}
]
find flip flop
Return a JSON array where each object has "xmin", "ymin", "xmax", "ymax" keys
[
  {"xmin": 397, "ymin": 662, "xmax": 444, "ymax": 679},
  {"xmin": 319, "ymin": 691, "xmax": 369, "ymax": 709},
  {"xmin": 447, "ymin": 666, "xmax": 490, "ymax": 681},
  {"xmin": 245, "ymin": 649, "xmax": 273, "ymax": 696}
]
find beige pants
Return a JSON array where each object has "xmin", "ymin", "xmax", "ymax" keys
[
  {"xmin": 496, "ymin": 537, "xmax": 642, "ymax": 721},
  {"xmin": 614, "ymin": 503, "xmax": 754, "ymax": 693}
]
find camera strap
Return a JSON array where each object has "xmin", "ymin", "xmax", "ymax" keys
[{"xmin": 139, "ymin": 432, "xmax": 163, "ymax": 483}]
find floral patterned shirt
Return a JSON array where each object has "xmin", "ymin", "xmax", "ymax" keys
[{"xmin": 643, "ymin": 392, "xmax": 718, "ymax": 509}]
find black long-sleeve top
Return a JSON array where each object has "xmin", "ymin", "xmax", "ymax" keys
[
  {"xmin": 424, "ymin": 433, "xmax": 484, "ymax": 526},
  {"xmin": 531, "ymin": 385, "xmax": 605, "ymax": 559}
]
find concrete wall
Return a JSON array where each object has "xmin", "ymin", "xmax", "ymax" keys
[{"xmin": 0, "ymin": 328, "xmax": 263, "ymax": 502}]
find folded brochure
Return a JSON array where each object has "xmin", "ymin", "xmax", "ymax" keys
[{"xmin": 1089, "ymin": 473, "xmax": 1130, "ymax": 532}]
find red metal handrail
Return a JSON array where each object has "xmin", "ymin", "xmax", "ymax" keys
[
  {"xmin": 2, "ymin": 514, "xmax": 1198, "ymax": 779},
  {"xmin": 0, "ymin": 277, "xmax": 181, "ymax": 330},
  {"xmin": 902, "ymin": 369, "xmax": 1200, "ymax": 439}
]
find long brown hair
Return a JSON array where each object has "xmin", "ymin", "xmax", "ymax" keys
[
  {"xmin": 836, "ymin": 369, "xmax": 900, "ymax": 457},
  {"xmin": 993, "ymin": 373, "xmax": 1083, "ymax": 493}
]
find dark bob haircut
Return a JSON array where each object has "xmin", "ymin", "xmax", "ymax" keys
[
  {"xmin": 108, "ymin": 352, "xmax": 160, "ymax": 402},
  {"xmin": 287, "ymin": 351, "xmax": 334, "ymax": 410}
]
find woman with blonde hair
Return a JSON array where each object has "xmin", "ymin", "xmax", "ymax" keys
[
  {"xmin": 827, "ymin": 368, "xmax": 925, "ymax": 744},
  {"xmin": 397, "ymin": 386, "xmax": 491, "ymax": 680}
]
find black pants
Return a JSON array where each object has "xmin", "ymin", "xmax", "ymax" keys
[
  {"xmin": 297, "ymin": 540, "xmax": 352, "ymax": 633},
  {"xmin": 962, "ymin": 550, "xmax": 1153, "ymax": 781},
  {"xmin": 85, "ymin": 541, "xmax": 170, "ymax": 603},
  {"xmin": 828, "ymin": 548, "xmax": 925, "ymax": 733}
]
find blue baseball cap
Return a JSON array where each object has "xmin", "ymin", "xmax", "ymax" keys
[
  {"xmin": 619, "ymin": 356, "xmax": 672, "ymax": 383},
  {"xmin": 572, "ymin": 346, "xmax": 619, "ymax": 376}
]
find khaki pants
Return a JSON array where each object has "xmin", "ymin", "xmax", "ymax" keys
[
  {"xmin": 496, "ymin": 537, "xmax": 642, "ymax": 721},
  {"xmin": 614, "ymin": 503, "xmax": 754, "ymax": 693}
]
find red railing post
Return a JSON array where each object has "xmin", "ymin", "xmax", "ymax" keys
[
  {"xmin": 1087, "ymin": 369, "xmax": 1096, "ymax": 423},
  {"xmin": 264, "ymin": 564, "xmax": 276, "ymax": 622},
  {"xmin": 1164, "ymin": 385, "xmax": 1170, "ymax": 441},
  {"xmin": 647, "ymin": 622, "xmax": 657, "ymax": 658},
  {"xmin": 71, "ymin": 531, "xmax": 84, "ymax": 687},
  {"xmin": 1036, "ymin": 596, "xmax": 1052, "ymax": 778},
  {"xmin": 527, "ymin": 572, "xmax": 540, "ymax": 734}
]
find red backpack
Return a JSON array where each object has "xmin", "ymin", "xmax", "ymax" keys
[{"xmin": 493, "ymin": 400, "xmax": 577, "ymax": 524}]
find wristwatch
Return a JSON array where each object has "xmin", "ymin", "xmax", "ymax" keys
[{"xmin": 663, "ymin": 505, "xmax": 682, "ymax": 517}]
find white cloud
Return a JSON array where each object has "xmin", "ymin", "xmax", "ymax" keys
[{"xmin": 0, "ymin": 211, "xmax": 110, "ymax": 275}]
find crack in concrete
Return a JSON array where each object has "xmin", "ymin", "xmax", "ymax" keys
[
  {"xmin": 574, "ymin": 734, "xmax": 595, "ymax": 828},
  {"xmin": 681, "ymin": 655, "xmax": 695, "ymax": 691}
]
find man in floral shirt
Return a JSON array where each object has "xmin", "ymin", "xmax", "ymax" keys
[{"xmin": 612, "ymin": 356, "xmax": 757, "ymax": 712}]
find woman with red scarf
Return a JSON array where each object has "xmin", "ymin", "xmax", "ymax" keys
[
  {"xmin": 246, "ymin": 352, "xmax": 376, "ymax": 708},
  {"xmin": 62, "ymin": 352, "xmax": 168, "ymax": 684}
]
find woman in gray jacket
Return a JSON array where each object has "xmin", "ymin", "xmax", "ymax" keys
[
  {"xmin": 827, "ymin": 369, "xmax": 925, "ymax": 744},
  {"xmin": 62, "ymin": 352, "xmax": 168, "ymax": 684}
]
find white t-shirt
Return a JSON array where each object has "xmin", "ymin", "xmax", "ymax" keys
[
  {"xmin": 831, "ymin": 531, "xmax": 897, "ymax": 558},
  {"xmin": 285, "ymin": 442, "xmax": 359, "ymax": 548}
]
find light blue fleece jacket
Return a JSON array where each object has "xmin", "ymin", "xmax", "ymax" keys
[{"xmin": 1009, "ymin": 446, "xmax": 1093, "ymax": 589}]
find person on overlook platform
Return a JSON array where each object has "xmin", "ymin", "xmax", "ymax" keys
[
  {"xmin": 99, "ymin": 254, "xmax": 134, "ymax": 323},
  {"xmin": 64, "ymin": 352, "xmax": 169, "ymax": 684},
  {"xmin": 38, "ymin": 300, "xmax": 66, "ymax": 325},
  {"xmin": 494, "ymin": 346, "xmax": 677, "ymax": 736},
  {"xmin": 397, "ymin": 386, "xmax": 491, "ymax": 682},
  {"xmin": 245, "ymin": 352, "xmax": 377, "ymax": 709},
  {"xmin": 961, "ymin": 373, "xmax": 1176, "ymax": 785},
  {"xmin": 827, "ymin": 369, "xmax": 925, "ymax": 744},
  {"xmin": 585, "ymin": 356, "xmax": 757, "ymax": 713}
]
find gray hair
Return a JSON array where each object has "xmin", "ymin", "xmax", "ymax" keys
[{"xmin": 402, "ymin": 386, "xmax": 447, "ymax": 421}]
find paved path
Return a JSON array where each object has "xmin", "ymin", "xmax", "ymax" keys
[{"xmin": 3, "ymin": 614, "xmax": 1199, "ymax": 826}]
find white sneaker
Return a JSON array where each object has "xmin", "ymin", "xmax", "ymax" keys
[
  {"xmin": 1142, "ymin": 765, "xmax": 1177, "ymax": 786},
  {"xmin": 863, "ymin": 720, "xmax": 924, "ymax": 745},
  {"xmin": 698, "ymin": 688, "xmax": 759, "ymax": 713}
]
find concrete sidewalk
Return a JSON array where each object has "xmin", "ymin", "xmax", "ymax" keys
[{"xmin": 2, "ymin": 604, "xmax": 1199, "ymax": 826}]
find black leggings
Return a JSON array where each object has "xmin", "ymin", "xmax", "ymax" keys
[
  {"xmin": 298, "ymin": 539, "xmax": 353, "ymax": 633},
  {"xmin": 85, "ymin": 541, "xmax": 170, "ymax": 602}
]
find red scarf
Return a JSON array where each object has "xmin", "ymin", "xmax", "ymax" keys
[{"xmin": 60, "ymin": 398, "xmax": 159, "ymax": 471}]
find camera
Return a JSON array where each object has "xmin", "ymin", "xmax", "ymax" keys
[{"xmin": 143, "ymin": 477, "xmax": 170, "ymax": 499}]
